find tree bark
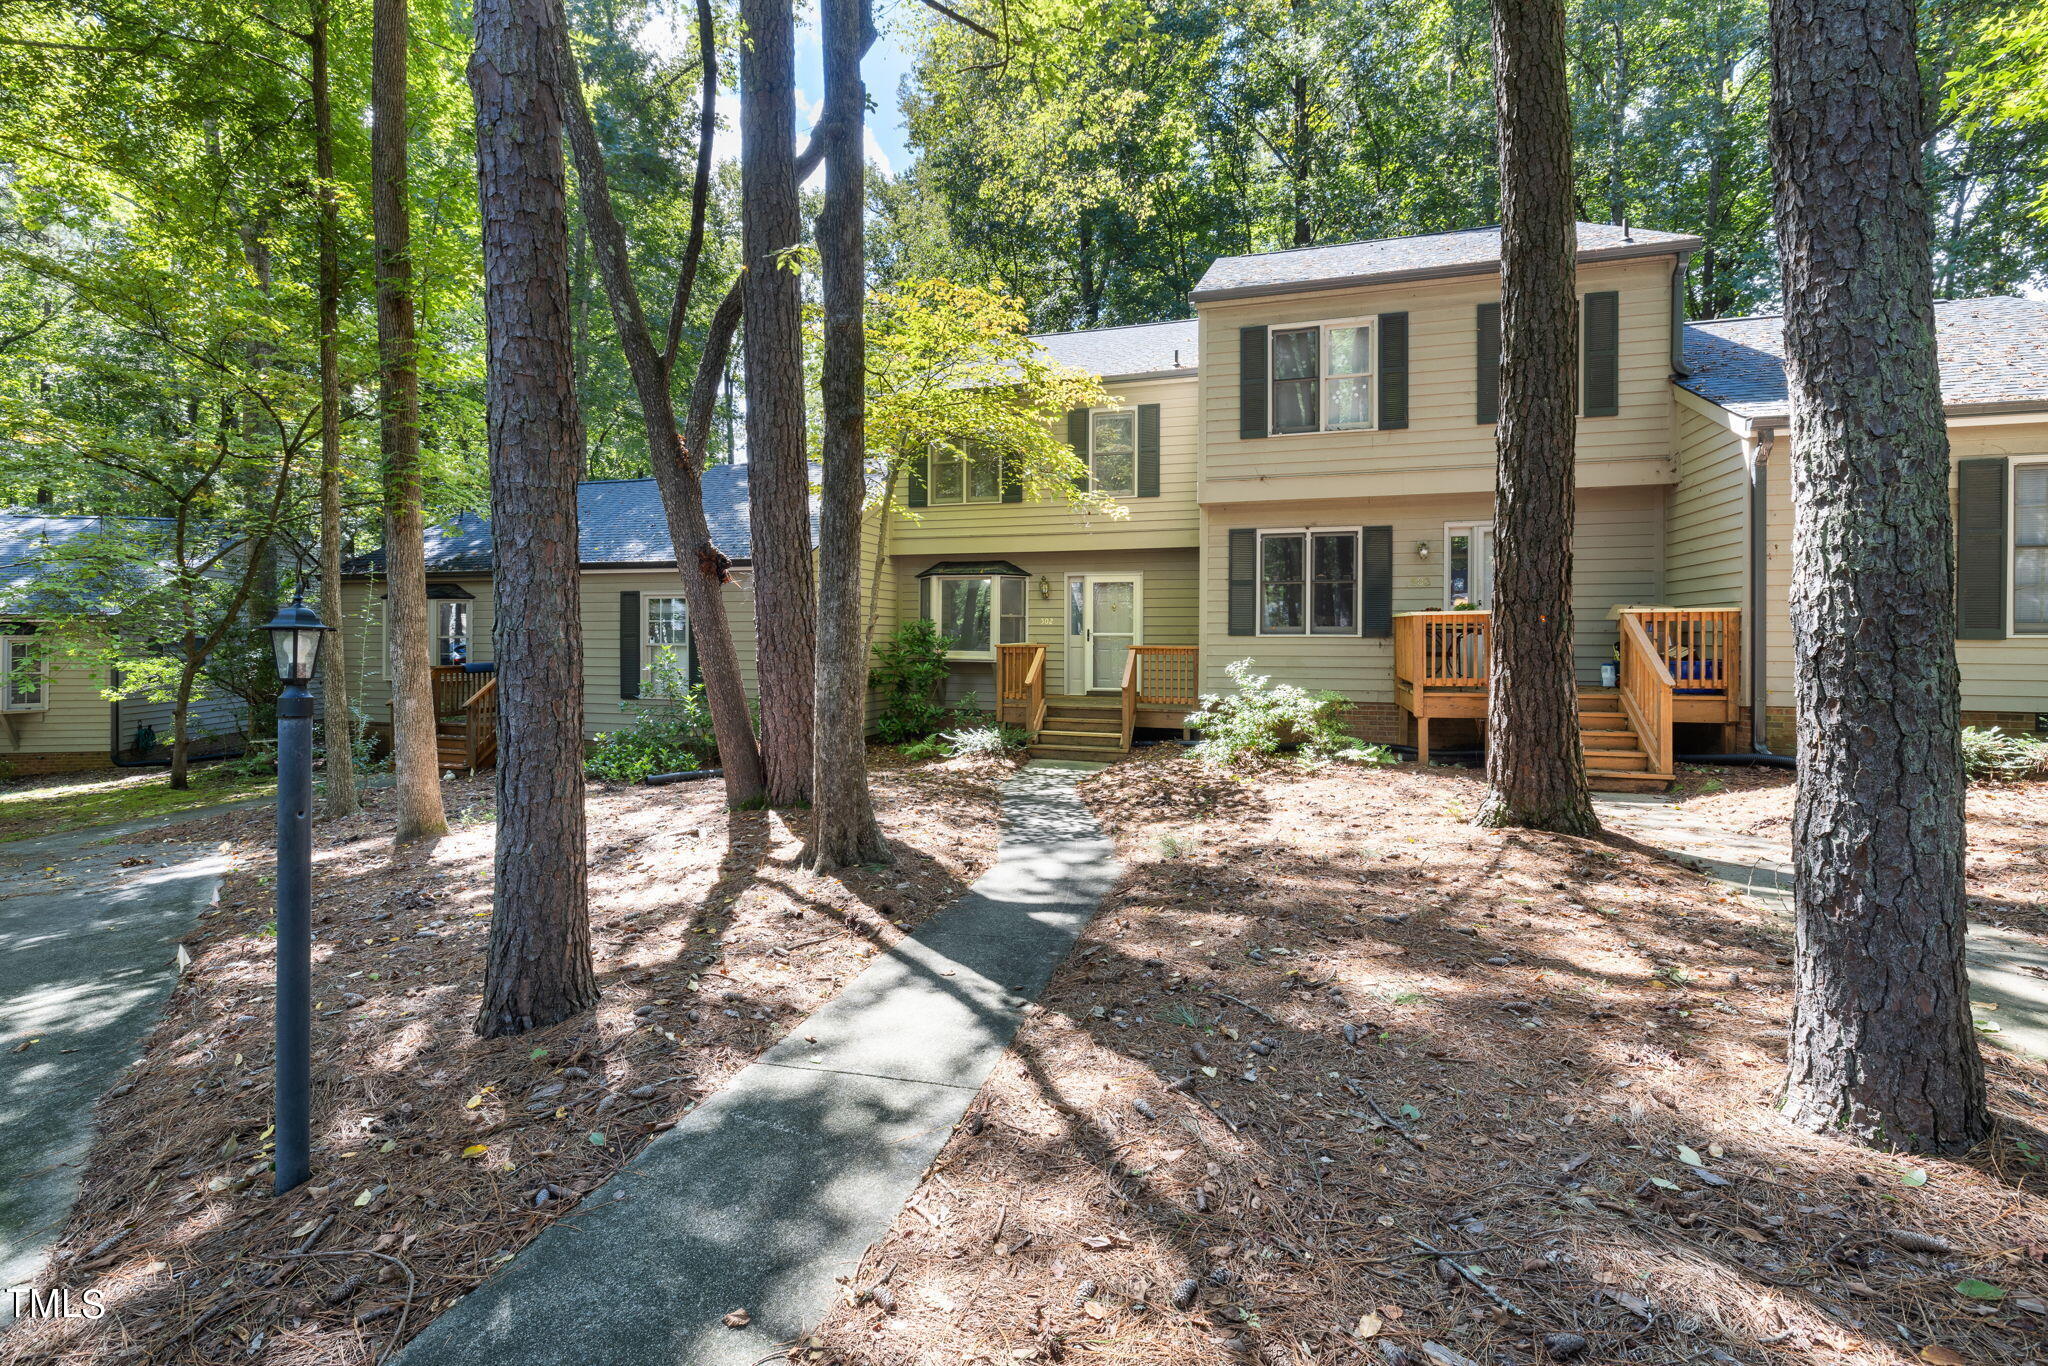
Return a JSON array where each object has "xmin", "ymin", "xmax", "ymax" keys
[
  {"xmin": 807, "ymin": 0, "xmax": 890, "ymax": 869},
  {"xmin": 469, "ymin": 0, "xmax": 598, "ymax": 1036},
  {"xmin": 1477, "ymin": 0, "xmax": 1598, "ymax": 836},
  {"xmin": 1770, "ymin": 0, "xmax": 1986, "ymax": 1152},
  {"xmin": 739, "ymin": 0, "xmax": 815, "ymax": 807},
  {"xmin": 373, "ymin": 0, "xmax": 449, "ymax": 844},
  {"xmin": 311, "ymin": 0, "xmax": 359, "ymax": 819},
  {"xmin": 555, "ymin": 26, "xmax": 767, "ymax": 808}
]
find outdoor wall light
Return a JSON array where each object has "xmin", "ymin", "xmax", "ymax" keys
[
  {"xmin": 1037, "ymin": 574, "xmax": 1054, "ymax": 600},
  {"xmin": 1416, "ymin": 541, "xmax": 1432, "ymax": 560}
]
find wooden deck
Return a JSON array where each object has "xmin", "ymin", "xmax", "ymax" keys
[
  {"xmin": 996, "ymin": 644, "xmax": 1197, "ymax": 762},
  {"xmin": 389, "ymin": 664, "xmax": 498, "ymax": 775},
  {"xmin": 1394, "ymin": 606, "xmax": 1742, "ymax": 791}
]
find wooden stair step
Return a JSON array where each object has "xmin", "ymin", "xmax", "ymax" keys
[
  {"xmin": 1585, "ymin": 751, "xmax": 1651, "ymax": 772},
  {"xmin": 1041, "ymin": 717, "xmax": 1122, "ymax": 734},
  {"xmin": 1029, "ymin": 743, "xmax": 1129, "ymax": 762},
  {"xmin": 1036, "ymin": 728, "xmax": 1123, "ymax": 744}
]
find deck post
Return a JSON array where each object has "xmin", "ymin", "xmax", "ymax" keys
[{"xmin": 1416, "ymin": 716, "xmax": 1431, "ymax": 765}]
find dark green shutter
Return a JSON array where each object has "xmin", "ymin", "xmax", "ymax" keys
[
  {"xmin": 1227, "ymin": 528, "xmax": 1257, "ymax": 636},
  {"xmin": 1239, "ymin": 326, "xmax": 1269, "ymax": 439},
  {"xmin": 918, "ymin": 576, "xmax": 932, "ymax": 622},
  {"xmin": 906, "ymin": 455, "xmax": 927, "ymax": 508},
  {"xmin": 619, "ymin": 590, "xmax": 640, "ymax": 698},
  {"xmin": 1377, "ymin": 313, "xmax": 1408, "ymax": 430},
  {"xmin": 1360, "ymin": 526, "xmax": 1393, "ymax": 637},
  {"xmin": 1582, "ymin": 290, "xmax": 1620, "ymax": 417},
  {"xmin": 1957, "ymin": 457, "xmax": 2008, "ymax": 640},
  {"xmin": 1476, "ymin": 302, "xmax": 1501, "ymax": 424},
  {"xmin": 685, "ymin": 604, "xmax": 702, "ymax": 686},
  {"xmin": 1000, "ymin": 448, "xmax": 1022, "ymax": 503},
  {"xmin": 1136, "ymin": 404, "xmax": 1161, "ymax": 497},
  {"xmin": 1067, "ymin": 408, "xmax": 1089, "ymax": 491}
]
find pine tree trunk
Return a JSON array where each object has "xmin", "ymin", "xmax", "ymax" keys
[
  {"xmin": 372, "ymin": 0, "xmax": 450, "ymax": 844},
  {"xmin": 469, "ymin": 0, "xmax": 598, "ymax": 1037},
  {"xmin": 1770, "ymin": 0, "xmax": 1986, "ymax": 1152},
  {"xmin": 311, "ymin": 0, "xmax": 358, "ymax": 820},
  {"xmin": 555, "ymin": 30, "xmax": 767, "ymax": 808},
  {"xmin": 739, "ymin": 0, "xmax": 815, "ymax": 807},
  {"xmin": 1478, "ymin": 0, "xmax": 1598, "ymax": 835},
  {"xmin": 808, "ymin": 0, "xmax": 890, "ymax": 869}
]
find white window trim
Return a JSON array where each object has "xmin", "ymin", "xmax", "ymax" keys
[
  {"xmin": 1253, "ymin": 527, "xmax": 1364, "ymax": 637},
  {"xmin": 1085, "ymin": 407, "xmax": 1139, "ymax": 497},
  {"xmin": 642, "ymin": 593, "xmax": 693, "ymax": 693},
  {"xmin": 2013, "ymin": 456, "xmax": 2048, "ymax": 637},
  {"xmin": 1268, "ymin": 317, "xmax": 1378, "ymax": 437},
  {"xmin": 1443, "ymin": 520, "xmax": 1496, "ymax": 610},
  {"xmin": 925, "ymin": 440, "xmax": 1004, "ymax": 506},
  {"xmin": 434, "ymin": 599, "xmax": 472, "ymax": 666},
  {"xmin": 2, "ymin": 634, "xmax": 51, "ymax": 712},
  {"xmin": 928, "ymin": 574, "xmax": 1027, "ymax": 660}
]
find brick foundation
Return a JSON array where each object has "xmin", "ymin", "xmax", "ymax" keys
[
  {"xmin": 1743, "ymin": 705, "xmax": 2041, "ymax": 755},
  {"xmin": 1, "ymin": 750, "xmax": 118, "ymax": 777}
]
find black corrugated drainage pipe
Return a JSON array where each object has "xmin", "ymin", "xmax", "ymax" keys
[
  {"xmin": 1674, "ymin": 752, "xmax": 1796, "ymax": 770},
  {"xmin": 642, "ymin": 767, "xmax": 725, "ymax": 786}
]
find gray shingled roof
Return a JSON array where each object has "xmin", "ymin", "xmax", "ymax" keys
[
  {"xmin": 1681, "ymin": 296, "xmax": 2048, "ymax": 422},
  {"xmin": 1029, "ymin": 319, "xmax": 1200, "ymax": 379},
  {"xmin": 1193, "ymin": 223, "xmax": 1702, "ymax": 300},
  {"xmin": 344, "ymin": 464, "xmax": 770, "ymax": 576},
  {"xmin": 1, "ymin": 513, "xmax": 177, "ymax": 613}
]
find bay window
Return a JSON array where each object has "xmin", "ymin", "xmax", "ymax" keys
[
  {"xmin": 1270, "ymin": 321, "xmax": 1374, "ymax": 434},
  {"xmin": 1257, "ymin": 529, "xmax": 1361, "ymax": 635},
  {"xmin": 921, "ymin": 567, "xmax": 1028, "ymax": 659}
]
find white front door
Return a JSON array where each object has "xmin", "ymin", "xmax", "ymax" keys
[
  {"xmin": 1065, "ymin": 574, "xmax": 1143, "ymax": 693},
  {"xmin": 1445, "ymin": 522, "xmax": 1496, "ymax": 608}
]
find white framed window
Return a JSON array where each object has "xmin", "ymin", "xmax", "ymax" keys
[
  {"xmin": 925, "ymin": 441, "xmax": 1002, "ymax": 504},
  {"xmin": 1087, "ymin": 409, "xmax": 1137, "ymax": 496},
  {"xmin": 2, "ymin": 635, "xmax": 49, "ymax": 711},
  {"xmin": 2017, "ymin": 461, "xmax": 2048, "ymax": 635},
  {"xmin": 1270, "ymin": 320, "xmax": 1375, "ymax": 435},
  {"xmin": 927, "ymin": 575, "xmax": 1027, "ymax": 659},
  {"xmin": 435, "ymin": 600, "xmax": 471, "ymax": 665},
  {"xmin": 644, "ymin": 595, "xmax": 692, "ymax": 693},
  {"xmin": 1256, "ymin": 529, "xmax": 1360, "ymax": 635}
]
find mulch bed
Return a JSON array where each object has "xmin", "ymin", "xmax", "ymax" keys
[
  {"xmin": 4, "ymin": 753, "xmax": 1008, "ymax": 1366},
  {"xmin": 1668, "ymin": 765, "xmax": 2048, "ymax": 940},
  {"xmin": 803, "ymin": 750, "xmax": 2048, "ymax": 1366}
]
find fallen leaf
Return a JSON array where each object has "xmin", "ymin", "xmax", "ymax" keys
[
  {"xmin": 460, "ymin": 1144, "xmax": 489, "ymax": 1160},
  {"xmin": 1083, "ymin": 1300, "xmax": 1109, "ymax": 1319},
  {"xmin": 1675, "ymin": 1145, "xmax": 1704, "ymax": 1167},
  {"xmin": 1956, "ymin": 1278, "xmax": 2006, "ymax": 1302},
  {"xmin": 1919, "ymin": 1347, "xmax": 1967, "ymax": 1365},
  {"xmin": 1900, "ymin": 1168, "xmax": 1928, "ymax": 1187},
  {"xmin": 722, "ymin": 1308, "xmax": 751, "ymax": 1328},
  {"xmin": 1355, "ymin": 1311, "xmax": 1382, "ymax": 1338}
]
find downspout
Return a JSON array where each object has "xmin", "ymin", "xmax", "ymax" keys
[{"xmin": 1747, "ymin": 426, "xmax": 1776, "ymax": 754}]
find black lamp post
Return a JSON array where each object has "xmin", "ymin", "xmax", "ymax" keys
[{"xmin": 261, "ymin": 593, "xmax": 332, "ymax": 1195}]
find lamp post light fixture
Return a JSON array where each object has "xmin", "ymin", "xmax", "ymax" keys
[{"xmin": 260, "ymin": 593, "xmax": 332, "ymax": 1194}]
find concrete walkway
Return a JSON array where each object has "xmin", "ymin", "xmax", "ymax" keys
[
  {"xmin": 0, "ymin": 813, "xmax": 233, "ymax": 1308},
  {"xmin": 1595, "ymin": 792, "xmax": 2048, "ymax": 1062},
  {"xmin": 396, "ymin": 765, "xmax": 1119, "ymax": 1366}
]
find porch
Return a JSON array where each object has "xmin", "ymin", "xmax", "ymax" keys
[
  {"xmin": 387, "ymin": 664, "xmax": 498, "ymax": 775},
  {"xmin": 996, "ymin": 643, "xmax": 1199, "ymax": 762},
  {"xmin": 1394, "ymin": 606, "xmax": 1743, "ymax": 791}
]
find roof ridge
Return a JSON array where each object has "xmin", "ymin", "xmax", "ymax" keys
[
  {"xmin": 1029, "ymin": 317, "xmax": 1196, "ymax": 341},
  {"xmin": 1209, "ymin": 224, "xmax": 1501, "ymax": 264},
  {"xmin": 1688, "ymin": 294, "xmax": 2038, "ymax": 331}
]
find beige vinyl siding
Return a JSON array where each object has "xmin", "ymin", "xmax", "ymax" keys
[
  {"xmin": 887, "ymin": 548, "xmax": 1198, "ymax": 703},
  {"xmin": 2, "ymin": 650, "xmax": 112, "ymax": 755},
  {"xmin": 1665, "ymin": 404, "xmax": 1749, "ymax": 607},
  {"xmin": 1759, "ymin": 419, "xmax": 2048, "ymax": 719},
  {"xmin": 1198, "ymin": 485, "xmax": 1665, "ymax": 702},
  {"xmin": 885, "ymin": 375, "xmax": 1200, "ymax": 554},
  {"xmin": 580, "ymin": 570, "xmax": 758, "ymax": 736},
  {"xmin": 1197, "ymin": 256, "xmax": 1682, "ymax": 503}
]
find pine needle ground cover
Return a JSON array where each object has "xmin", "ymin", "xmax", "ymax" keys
[
  {"xmin": 805, "ymin": 751, "xmax": 2048, "ymax": 1366},
  {"xmin": 4, "ymin": 754, "xmax": 1006, "ymax": 1366}
]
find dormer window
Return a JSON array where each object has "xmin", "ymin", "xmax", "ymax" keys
[{"xmin": 1271, "ymin": 321, "xmax": 1375, "ymax": 434}]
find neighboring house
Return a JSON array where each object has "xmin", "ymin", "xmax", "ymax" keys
[
  {"xmin": 0, "ymin": 513, "xmax": 248, "ymax": 775},
  {"xmin": 877, "ymin": 222, "xmax": 2047, "ymax": 784},
  {"xmin": 337, "ymin": 467, "xmax": 765, "ymax": 771}
]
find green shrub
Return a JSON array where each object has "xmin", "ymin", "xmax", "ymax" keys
[
  {"xmin": 1185, "ymin": 658, "xmax": 1357, "ymax": 768},
  {"xmin": 870, "ymin": 618, "xmax": 954, "ymax": 743},
  {"xmin": 585, "ymin": 662, "xmax": 714, "ymax": 783},
  {"xmin": 943, "ymin": 723, "xmax": 1028, "ymax": 758},
  {"xmin": 1961, "ymin": 726, "xmax": 2048, "ymax": 782},
  {"xmin": 900, "ymin": 735, "xmax": 950, "ymax": 761}
]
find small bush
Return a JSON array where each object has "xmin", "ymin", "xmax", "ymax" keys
[
  {"xmin": 943, "ymin": 724, "xmax": 1028, "ymax": 758},
  {"xmin": 870, "ymin": 618, "xmax": 954, "ymax": 743},
  {"xmin": 585, "ymin": 664, "xmax": 714, "ymax": 783},
  {"xmin": 1961, "ymin": 726, "xmax": 2048, "ymax": 782},
  {"xmin": 1185, "ymin": 658, "xmax": 1356, "ymax": 768},
  {"xmin": 900, "ymin": 736, "xmax": 950, "ymax": 761}
]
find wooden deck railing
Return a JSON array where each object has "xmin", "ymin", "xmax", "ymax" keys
[
  {"xmin": 430, "ymin": 664, "xmax": 480, "ymax": 717},
  {"xmin": 1393, "ymin": 610, "xmax": 1492, "ymax": 691},
  {"xmin": 996, "ymin": 643, "xmax": 1047, "ymax": 734},
  {"xmin": 461, "ymin": 676, "xmax": 499, "ymax": 771},
  {"xmin": 1122, "ymin": 645, "xmax": 1199, "ymax": 747},
  {"xmin": 1620, "ymin": 608, "xmax": 1741, "ymax": 707},
  {"xmin": 1616, "ymin": 612, "xmax": 1675, "ymax": 777}
]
